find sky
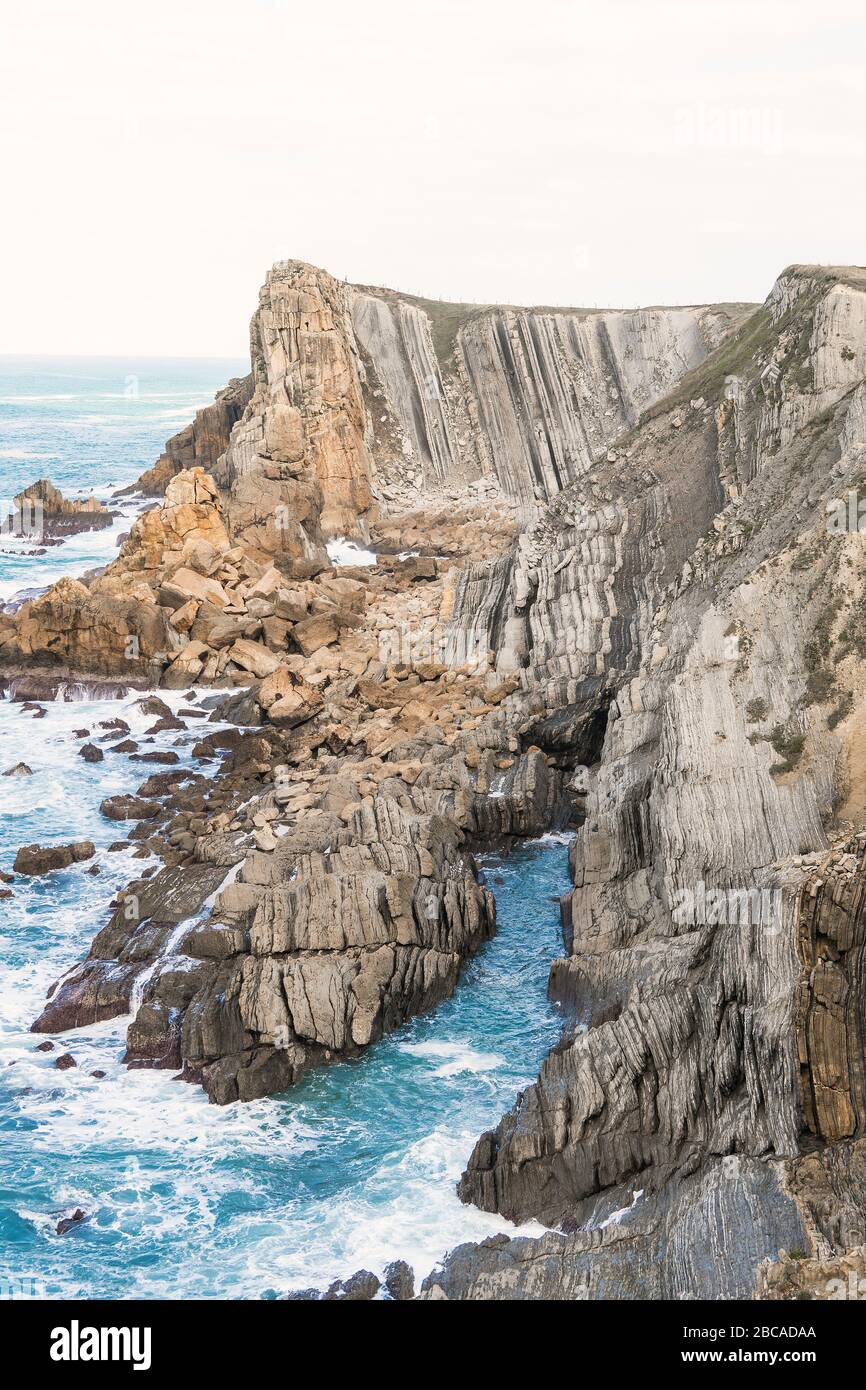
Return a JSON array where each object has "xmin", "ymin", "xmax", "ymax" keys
[{"xmin": 1, "ymin": 0, "xmax": 864, "ymax": 356}]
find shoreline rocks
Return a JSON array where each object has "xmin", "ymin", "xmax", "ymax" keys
[
  {"xmin": 11, "ymin": 257, "xmax": 866, "ymax": 1300},
  {"xmin": 13, "ymin": 841, "xmax": 95, "ymax": 875}
]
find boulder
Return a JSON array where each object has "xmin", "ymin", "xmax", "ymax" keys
[
  {"xmin": 13, "ymin": 842, "xmax": 95, "ymax": 875},
  {"xmin": 159, "ymin": 567, "xmax": 229, "ymax": 610},
  {"xmin": 383, "ymin": 1260, "xmax": 415, "ymax": 1301},
  {"xmin": 258, "ymin": 667, "xmax": 295, "ymax": 711},
  {"xmin": 100, "ymin": 796, "xmax": 161, "ymax": 821},
  {"xmin": 293, "ymin": 613, "xmax": 339, "ymax": 657},
  {"xmin": 227, "ymin": 640, "xmax": 282, "ymax": 678},
  {"xmin": 267, "ymin": 686, "xmax": 324, "ymax": 729}
]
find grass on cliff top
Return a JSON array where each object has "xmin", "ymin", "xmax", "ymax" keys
[
  {"xmin": 352, "ymin": 282, "xmax": 755, "ymax": 371},
  {"xmin": 637, "ymin": 305, "xmax": 775, "ymax": 424},
  {"xmin": 636, "ymin": 266, "xmax": 866, "ymax": 428},
  {"xmin": 353, "ymin": 288, "xmax": 605, "ymax": 367}
]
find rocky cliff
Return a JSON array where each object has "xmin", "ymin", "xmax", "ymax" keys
[
  {"xmin": 444, "ymin": 264, "xmax": 866, "ymax": 1298},
  {"xmin": 10, "ymin": 257, "xmax": 866, "ymax": 1299}
]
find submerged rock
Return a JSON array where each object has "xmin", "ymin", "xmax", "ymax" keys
[{"xmin": 55, "ymin": 1208, "xmax": 87, "ymax": 1234}]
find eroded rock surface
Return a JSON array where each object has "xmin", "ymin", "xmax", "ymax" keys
[{"xmin": 13, "ymin": 258, "xmax": 866, "ymax": 1300}]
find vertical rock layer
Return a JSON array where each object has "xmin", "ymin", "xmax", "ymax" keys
[{"xmin": 12, "ymin": 256, "xmax": 866, "ymax": 1300}]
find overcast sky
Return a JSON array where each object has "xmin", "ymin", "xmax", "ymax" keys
[{"xmin": 1, "ymin": 0, "xmax": 864, "ymax": 356}]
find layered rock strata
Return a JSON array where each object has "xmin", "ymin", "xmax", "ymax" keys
[{"xmin": 10, "ymin": 258, "xmax": 866, "ymax": 1300}]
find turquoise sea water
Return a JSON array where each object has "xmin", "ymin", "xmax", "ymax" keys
[
  {"xmin": 0, "ymin": 356, "xmax": 246, "ymax": 605},
  {"xmin": 0, "ymin": 359, "xmax": 569, "ymax": 1298}
]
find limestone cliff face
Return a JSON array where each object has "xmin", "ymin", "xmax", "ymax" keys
[
  {"xmin": 446, "ymin": 265, "xmax": 866, "ymax": 1297},
  {"xmin": 215, "ymin": 261, "xmax": 375, "ymax": 547},
  {"xmin": 350, "ymin": 286, "xmax": 743, "ymax": 503}
]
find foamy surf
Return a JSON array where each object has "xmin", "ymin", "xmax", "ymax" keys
[
  {"xmin": 326, "ymin": 537, "xmax": 377, "ymax": 566},
  {"xmin": 0, "ymin": 691, "xmax": 570, "ymax": 1298}
]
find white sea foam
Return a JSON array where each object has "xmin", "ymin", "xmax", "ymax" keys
[
  {"xmin": 0, "ymin": 449, "xmax": 59, "ymax": 460},
  {"xmin": 0, "ymin": 674, "xmax": 569, "ymax": 1298},
  {"xmin": 597, "ymin": 1188, "xmax": 644, "ymax": 1229},
  {"xmin": 400, "ymin": 1040, "xmax": 503, "ymax": 1076},
  {"xmin": 326, "ymin": 537, "xmax": 377, "ymax": 566}
]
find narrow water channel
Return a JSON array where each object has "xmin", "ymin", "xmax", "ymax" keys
[{"xmin": 0, "ymin": 691, "xmax": 572, "ymax": 1297}]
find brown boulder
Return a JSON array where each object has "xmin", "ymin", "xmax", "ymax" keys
[
  {"xmin": 13, "ymin": 842, "xmax": 95, "ymax": 875},
  {"xmin": 227, "ymin": 639, "xmax": 282, "ymax": 678},
  {"xmin": 293, "ymin": 613, "xmax": 339, "ymax": 657},
  {"xmin": 100, "ymin": 796, "xmax": 161, "ymax": 821},
  {"xmin": 267, "ymin": 686, "xmax": 324, "ymax": 729}
]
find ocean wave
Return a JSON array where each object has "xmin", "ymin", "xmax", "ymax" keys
[{"xmin": 0, "ymin": 449, "xmax": 59, "ymax": 460}]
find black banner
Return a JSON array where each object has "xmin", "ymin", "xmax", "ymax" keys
[{"xmin": 0, "ymin": 1295, "xmax": 855, "ymax": 1377}]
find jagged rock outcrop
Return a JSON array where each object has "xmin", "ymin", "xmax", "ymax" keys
[
  {"xmin": 12, "ymin": 479, "xmax": 115, "ymax": 538},
  {"xmin": 120, "ymin": 376, "xmax": 254, "ymax": 497},
  {"xmin": 14, "ymin": 841, "xmax": 95, "ymax": 875}
]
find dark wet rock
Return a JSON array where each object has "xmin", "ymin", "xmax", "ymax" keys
[
  {"xmin": 124, "ymin": 999, "xmax": 185, "ymax": 1071},
  {"xmin": 16, "ymin": 478, "xmax": 115, "ymax": 539},
  {"xmin": 90, "ymin": 1070, "xmax": 106, "ymax": 1079},
  {"xmin": 87, "ymin": 865, "xmax": 101, "ymax": 876},
  {"xmin": 134, "ymin": 769, "xmax": 196, "ymax": 799},
  {"xmin": 146, "ymin": 715, "xmax": 186, "ymax": 734},
  {"xmin": 2, "ymin": 762, "xmax": 33, "ymax": 776},
  {"xmin": 134, "ymin": 696, "xmax": 174, "ymax": 719},
  {"xmin": 100, "ymin": 795, "xmax": 161, "ymax": 821},
  {"xmin": 13, "ymin": 841, "xmax": 95, "ymax": 875},
  {"xmin": 129, "ymin": 751, "xmax": 181, "ymax": 765},
  {"xmin": 0, "ymin": 889, "xmax": 12, "ymax": 900},
  {"xmin": 99, "ymin": 718, "xmax": 130, "ymax": 733},
  {"xmin": 55, "ymin": 1208, "xmax": 87, "ymax": 1234},
  {"xmin": 0, "ymin": 870, "xmax": 13, "ymax": 882},
  {"xmin": 32, "ymin": 958, "xmax": 140, "ymax": 1033},
  {"xmin": 110, "ymin": 740, "xmax": 139, "ymax": 753},
  {"xmin": 72, "ymin": 729, "xmax": 90, "ymax": 738},
  {"xmin": 206, "ymin": 685, "xmax": 263, "ymax": 727},
  {"xmin": 78, "ymin": 742, "xmax": 104, "ymax": 763},
  {"xmin": 54, "ymin": 1053, "xmax": 77, "ymax": 1070},
  {"xmin": 35, "ymin": 1040, "xmax": 54, "ymax": 1052},
  {"xmin": 309, "ymin": 1270, "xmax": 381, "ymax": 1301},
  {"xmin": 383, "ymin": 1260, "xmax": 415, "ymax": 1301},
  {"xmin": 336, "ymin": 1270, "xmax": 380, "ymax": 1300}
]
